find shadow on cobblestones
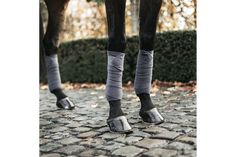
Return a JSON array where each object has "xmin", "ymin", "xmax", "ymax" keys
[{"xmin": 40, "ymin": 87, "xmax": 196, "ymax": 157}]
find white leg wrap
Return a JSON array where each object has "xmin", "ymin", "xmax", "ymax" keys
[
  {"xmin": 45, "ymin": 54, "xmax": 62, "ymax": 91},
  {"xmin": 134, "ymin": 50, "xmax": 154, "ymax": 94},
  {"xmin": 105, "ymin": 51, "xmax": 125, "ymax": 101}
]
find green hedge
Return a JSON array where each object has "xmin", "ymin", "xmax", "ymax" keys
[{"xmin": 40, "ymin": 30, "xmax": 196, "ymax": 83}]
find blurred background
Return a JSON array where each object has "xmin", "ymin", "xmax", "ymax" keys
[
  {"xmin": 40, "ymin": 0, "xmax": 196, "ymax": 42},
  {"xmin": 40, "ymin": 0, "xmax": 196, "ymax": 84}
]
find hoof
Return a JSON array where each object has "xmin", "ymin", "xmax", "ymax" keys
[
  {"xmin": 107, "ymin": 116, "xmax": 133, "ymax": 133},
  {"xmin": 140, "ymin": 108, "xmax": 164, "ymax": 124},
  {"xmin": 56, "ymin": 97, "xmax": 75, "ymax": 110}
]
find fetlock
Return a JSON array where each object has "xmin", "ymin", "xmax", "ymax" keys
[
  {"xmin": 51, "ymin": 88, "xmax": 67, "ymax": 101},
  {"xmin": 108, "ymin": 100, "xmax": 125, "ymax": 119},
  {"xmin": 138, "ymin": 93, "xmax": 155, "ymax": 115}
]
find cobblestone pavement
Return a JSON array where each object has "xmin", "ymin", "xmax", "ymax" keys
[{"xmin": 40, "ymin": 87, "xmax": 196, "ymax": 157}]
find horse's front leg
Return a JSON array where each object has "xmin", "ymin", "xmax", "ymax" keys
[
  {"xmin": 134, "ymin": 0, "xmax": 164, "ymax": 123},
  {"xmin": 105, "ymin": 0, "xmax": 132, "ymax": 133},
  {"xmin": 43, "ymin": 0, "xmax": 74, "ymax": 110}
]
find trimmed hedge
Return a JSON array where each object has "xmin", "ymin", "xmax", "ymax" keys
[{"xmin": 40, "ymin": 30, "xmax": 196, "ymax": 83}]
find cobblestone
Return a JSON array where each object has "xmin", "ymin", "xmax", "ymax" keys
[
  {"xmin": 135, "ymin": 138, "xmax": 168, "ymax": 149},
  {"xmin": 79, "ymin": 137, "xmax": 105, "ymax": 147},
  {"xmin": 99, "ymin": 132, "xmax": 124, "ymax": 140},
  {"xmin": 159, "ymin": 122, "xmax": 179, "ymax": 131},
  {"xmin": 129, "ymin": 130, "xmax": 151, "ymax": 138},
  {"xmin": 176, "ymin": 136, "xmax": 196, "ymax": 145},
  {"xmin": 40, "ymin": 88, "xmax": 196, "ymax": 157},
  {"xmin": 58, "ymin": 137, "xmax": 81, "ymax": 145},
  {"xmin": 151, "ymin": 130, "xmax": 181, "ymax": 140},
  {"xmin": 142, "ymin": 148, "xmax": 178, "ymax": 157},
  {"xmin": 143, "ymin": 126, "xmax": 168, "ymax": 134},
  {"xmin": 40, "ymin": 138, "xmax": 52, "ymax": 145},
  {"xmin": 72, "ymin": 126, "xmax": 91, "ymax": 133},
  {"xmin": 79, "ymin": 149, "xmax": 107, "ymax": 157},
  {"xmin": 114, "ymin": 136, "xmax": 143, "ymax": 144},
  {"xmin": 40, "ymin": 143, "xmax": 63, "ymax": 152},
  {"xmin": 77, "ymin": 131, "xmax": 100, "ymax": 138},
  {"xmin": 49, "ymin": 127, "xmax": 68, "ymax": 133},
  {"xmin": 53, "ymin": 145, "xmax": 85, "ymax": 155},
  {"xmin": 167, "ymin": 141, "xmax": 195, "ymax": 150},
  {"xmin": 112, "ymin": 146, "xmax": 145, "ymax": 157},
  {"xmin": 41, "ymin": 153, "xmax": 61, "ymax": 157},
  {"xmin": 96, "ymin": 141, "xmax": 125, "ymax": 151}
]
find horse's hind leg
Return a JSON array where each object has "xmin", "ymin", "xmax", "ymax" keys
[{"xmin": 43, "ymin": 0, "xmax": 74, "ymax": 110}]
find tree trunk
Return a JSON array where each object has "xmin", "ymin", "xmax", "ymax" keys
[{"xmin": 130, "ymin": 0, "xmax": 139, "ymax": 35}]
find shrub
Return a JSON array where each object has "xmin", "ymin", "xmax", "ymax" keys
[{"xmin": 40, "ymin": 30, "xmax": 196, "ymax": 83}]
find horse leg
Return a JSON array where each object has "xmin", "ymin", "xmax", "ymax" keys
[
  {"xmin": 40, "ymin": 12, "xmax": 46, "ymax": 78},
  {"xmin": 134, "ymin": 0, "xmax": 164, "ymax": 123},
  {"xmin": 43, "ymin": 0, "xmax": 74, "ymax": 109},
  {"xmin": 105, "ymin": 0, "xmax": 132, "ymax": 133}
]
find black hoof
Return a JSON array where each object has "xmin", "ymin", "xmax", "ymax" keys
[
  {"xmin": 140, "ymin": 108, "xmax": 164, "ymax": 124},
  {"xmin": 107, "ymin": 116, "xmax": 133, "ymax": 133},
  {"xmin": 56, "ymin": 97, "xmax": 75, "ymax": 110}
]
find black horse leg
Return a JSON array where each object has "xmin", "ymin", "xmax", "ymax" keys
[
  {"xmin": 139, "ymin": 0, "xmax": 162, "ymax": 51},
  {"xmin": 43, "ymin": 0, "xmax": 74, "ymax": 109},
  {"xmin": 134, "ymin": 0, "xmax": 164, "ymax": 124},
  {"xmin": 105, "ymin": 0, "xmax": 126, "ymax": 118},
  {"xmin": 105, "ymin": 0, "xmax": 132, "ymax": 133},
  {"xmin": 40, "ymin": 12, "xmax": 46, "ymax": 78},
  {"xmin": 105, "ymin": 0, "xmax": 126, "ymax": 52},
  {"xmin": 43, "ymin": 0, "xmax": 69, "ymax": 56}
]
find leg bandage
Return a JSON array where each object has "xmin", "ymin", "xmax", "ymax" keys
[
  {"xmin": 134, "ymin": 50, "xmax": 154, "ymax": 94},
  {"xmin": 105, "ymin": 51, "xmax": 125, "ymax": 101},
  {"xmin": 45, "ymin": 54, "xmax": 62, "ymax": 92}
]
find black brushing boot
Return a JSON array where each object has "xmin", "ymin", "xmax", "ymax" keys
[
  {"xmin": 138, "ymin": 93, "xmax": 164, "ymax": 124},
  {"xmin": 52, "ymin": 88, "xmax": 75, "ymax": 110},
  {"xmin": 108, "ymin": 100, "xmax": 125, "ymax": 119},
  {"xmin": 107, "ymin": 100, "xmax": 132, "ymax": 133}
]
